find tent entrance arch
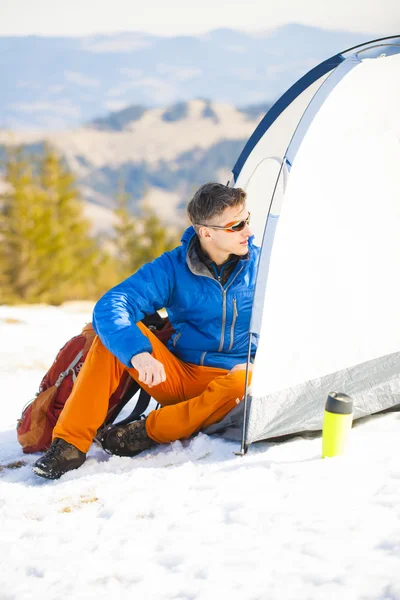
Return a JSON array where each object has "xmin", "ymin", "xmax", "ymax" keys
[{"xmin": 203, "ymin": 35, "xmax": 400, "ymax": 453}]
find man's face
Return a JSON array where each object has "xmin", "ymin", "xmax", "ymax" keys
[{"xmin": 204, "ymin": 203, "xmax": 253, "ymax": 258}]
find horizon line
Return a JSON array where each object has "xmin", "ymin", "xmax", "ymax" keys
[{"xmin": 0, "ymin": 23, "xmax": 380, "ymax": 39}]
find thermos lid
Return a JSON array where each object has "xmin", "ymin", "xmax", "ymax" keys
[{"xmin": 325, "ymin": 392, "xmax": 353, "ymax": 414}]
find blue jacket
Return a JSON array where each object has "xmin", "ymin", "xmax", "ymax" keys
[{"xmin": 93, "ymin": 226, "xmax": 260, "ymax": 370}]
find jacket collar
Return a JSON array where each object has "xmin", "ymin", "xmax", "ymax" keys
[{"xmin": 182, "ymin": 226, "xmax": 252, "ymax": 277}]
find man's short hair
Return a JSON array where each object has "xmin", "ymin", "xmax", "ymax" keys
[{"xmin": 187, "ymin": 183, "xmax": 246, "ymax": 226}]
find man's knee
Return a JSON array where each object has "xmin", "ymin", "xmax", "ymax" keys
[{"xmin": 225, "ymin": 369, "xmax": 250, "ymax": 397}]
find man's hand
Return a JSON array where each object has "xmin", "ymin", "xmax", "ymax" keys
[
  {"xmin": 130, "ymin": 352, "xmax": 166, "ymax": 388},
  {"xmin": 229, "ymin": 362, "xmax": 253, "ymax": 374}
]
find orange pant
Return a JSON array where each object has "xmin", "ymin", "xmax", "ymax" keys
[{"xmin": 54, "ymin": 323, "xmax": 250, "ymax": 453}]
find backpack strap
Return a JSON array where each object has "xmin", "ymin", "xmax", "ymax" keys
[
  {"xmin": 54, "ymin": 350, "xmax": 84, "ymax": 387},
  {"xmin": 111, "ymin": 388, "xmax": 152, "ymax": 426}
]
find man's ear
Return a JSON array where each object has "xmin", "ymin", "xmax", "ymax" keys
[{"xmin": 198, "ymin": 225, "xmax": 211, "ymax": 240}]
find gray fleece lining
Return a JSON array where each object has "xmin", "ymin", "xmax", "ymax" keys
[{"xmin": 186, "ymin": 236, "xmax": 216, "ymax": 279}]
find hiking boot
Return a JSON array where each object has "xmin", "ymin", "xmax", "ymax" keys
[
  {"xmin": 100, "ymin": 418, "xmax": 156, "ymax": 457},
  {"xmin": 32, "ymin": 438, "xmax": 86, "ymax": 480}
]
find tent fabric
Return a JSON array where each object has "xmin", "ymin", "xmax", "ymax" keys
[
  {"xmin": 247, "ymin": 351, "xmax": 400, "ymax": 444},
  {"xmin": 248, "ymin": 54, "xmax": 362, "ymax": 338},
  {"xmin": 230, "ymin": 54, "xmax": 345, "ymax": 184},
  {"xmin": 211, "ymin": 36, "xmax": 400, "ymax": 449},
  {"xmin": 284, "ymin": 55, "xmax": 361, "ymax": 170}
]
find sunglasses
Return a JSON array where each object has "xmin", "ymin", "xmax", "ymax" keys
[{"xmin": 196, "ymin": 212, "xmax": 251, "ymax": 233}]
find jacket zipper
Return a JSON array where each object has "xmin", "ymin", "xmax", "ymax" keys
[
  {"xmin": 218, "ymin": 267, "xmax": 243, "ymax": 353},
  {"xmin": 186, "ymin": 251, "xmax": 244, "ymax": 358},
  {"xmin": 173, "ymin": 331, "xmax": 182, "ymax": 347},
  {"xmin": 228, "ymin": 298, "xmax": 238, "ymax": 351},
  {"xmin": 218, "ymin": 292, "xmax": 227, "ymax": 351}
]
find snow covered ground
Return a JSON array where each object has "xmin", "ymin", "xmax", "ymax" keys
[{"xmin": 1, "ymin": 303, "xmax": 400, "ymax": 599}]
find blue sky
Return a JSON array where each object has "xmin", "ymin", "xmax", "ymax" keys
[{"xmin": 0, "ymin": 0, "xmax": 399, "ymax": 36}]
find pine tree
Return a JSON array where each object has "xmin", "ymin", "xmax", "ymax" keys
[
  {"xmin": 0, "ymin": 147, "xmax": 48, "ymax": 303},
  {"xmin": 130, "ymin": 204, "xmax": 181, "ymax": 273},
  {"xmin": 0, "ymin": 145, "xmax": 112, "ymax": 304},
  {"xmin": 32, "ymin": 144, "xmax": 98, "ymax": 302},
  {"xmin": 112, "ymin": 185, "xmax": 137, "ymax": 281},
  {"xmin": 112, "ymin": 190, "xmax": 181, "ymax": 280}
]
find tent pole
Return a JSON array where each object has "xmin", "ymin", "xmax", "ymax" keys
[{"xmin": 235, "ymin": 332, "xmax": 253, "ymax": 456}]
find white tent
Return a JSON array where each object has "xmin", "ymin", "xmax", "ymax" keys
[{"xmin": 203, "ymin": 36, "xmax": 400, "ymax": 452}]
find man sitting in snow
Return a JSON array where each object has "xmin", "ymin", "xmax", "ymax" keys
[{"xmin": 32, "ymin": 182, "xmax": 259, "ymax": 479}]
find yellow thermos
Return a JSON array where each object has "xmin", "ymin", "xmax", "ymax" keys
[{"xmin": 322, "ymin": 392, "xmax": 353, "ymax": 458}]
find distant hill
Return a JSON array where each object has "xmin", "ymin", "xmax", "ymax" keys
[
  {"xmin": 0, "ymin": 25, "xmax": 375, "ymax": 129},
  {"xmin": 0, "ymin": 99, "xmax": 269, "ymax": 232},
  {"xmin": 89, "ymin": 100, "xmax": 272, "ymax": 130}
]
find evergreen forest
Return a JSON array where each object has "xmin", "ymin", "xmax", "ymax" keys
[{"xmin": 0, "ymin": 146, "xmax": 182, "ymax": 305}]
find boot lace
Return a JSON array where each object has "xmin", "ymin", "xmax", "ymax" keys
[{"xmin": 45, "ymin": 438, "xmax": 65, "ymax": 459}]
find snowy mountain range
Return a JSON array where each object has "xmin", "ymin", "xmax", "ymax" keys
[
  {"xmin": 0, "ymin": 99, "xmax": 269, "ymax": 232},
  {"xmin": 0, "ymin": 25, "xmax": 378, "ymax": 232},
  {"xmin": 0, "ymin": 25, "xmax": 374, "ymax": 130}
]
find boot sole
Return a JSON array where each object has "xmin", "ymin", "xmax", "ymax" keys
[{"xmin": 32, "ymin": 465, "xmax": 63, "ymax": 480}]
